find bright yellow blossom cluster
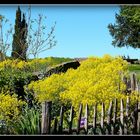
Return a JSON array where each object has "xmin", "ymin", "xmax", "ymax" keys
[
  {"xmin": 0, "ymin": 59, "xmax": 28, "ymax": 70},
  {"xmin": 0, "ymin": 58, "xmax": 51, "ymax": 72},
  {"xmin": 0, "ymin": 57, "xmax": 72, "ymax": 72},
  {"xmin": 28, "ymin": 54, "xmax": 139, "ymax": 115},
  {"xmin": 0, "ymin": 91, "xmax": 25, "ymax": 126}
]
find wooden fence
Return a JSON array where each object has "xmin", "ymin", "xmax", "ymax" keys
[
  {"xmin": 41, "ymin": 98, "xmax": 140, "ymax": 135},
  {"xmin": 41, "ymin": 73, "xmax": 140, "ymax": 135},
  {"xmin": 122, "ymin": 72, "xmax": 139, "ymax": 93}
]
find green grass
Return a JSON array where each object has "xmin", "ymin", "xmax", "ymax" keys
[
  {"xmin": 128, "ymin": 64, "xmax": 140, "ymax": 81},
  {"xmin": 128, "ymin": 64, "xmax": 140, "ymax": 71}
]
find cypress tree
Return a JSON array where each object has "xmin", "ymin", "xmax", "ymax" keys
[{"xmin": 11, "ymin": 6, "xmax": 28, "ymax": 60}]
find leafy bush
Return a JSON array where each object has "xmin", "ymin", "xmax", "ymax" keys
[
  {"xmin": 0, "ymin": 69, "xmax": 36, "ymax": 99},
  {"xmin": 28, "ymin": 55, "xmax": 140, "ymax": 119},
  {"xmin": 0, "ymin": 57, "xmax": 73, "ymax": 72},
  {"xmin": 0, "ymin": 91, "xmax": 25, "ymax": 134}
]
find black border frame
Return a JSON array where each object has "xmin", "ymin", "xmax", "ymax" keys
[{"xmin": 0, "ymin": 0, "xmax": 140, "ymax": 139}]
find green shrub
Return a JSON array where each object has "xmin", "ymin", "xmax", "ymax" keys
[{"xmin": 0, "ymin": 69, "xmax": 36, "ymax": 99}]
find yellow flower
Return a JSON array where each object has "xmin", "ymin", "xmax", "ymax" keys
[
  {"xmin": 28, "ymin": 54, "xmax": 137, "ymax": 116},
  {"xmin": 0, "ymin": 91, "xmax": 25, "ymax": 125}
]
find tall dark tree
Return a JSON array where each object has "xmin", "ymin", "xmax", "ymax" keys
[
  {"xmin": 108, "ymin": 6, "xmax": 140, "ymax": 49},
  {"xmin": 11, "ymin": 6, "xmax": 28, "ymax": 60}
]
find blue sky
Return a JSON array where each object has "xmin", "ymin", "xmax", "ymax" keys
[{"xmin": 0, "ymin": 5, "xmax": 140, "ymax": 59}]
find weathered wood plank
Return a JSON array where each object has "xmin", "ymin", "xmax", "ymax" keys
[
  {"xmin": 58, "ymin": 106, "xmax": 64, "ymax": 134},
  {"xmin": 131, "ymin": 73, "xmax": 137, "ymax": 91},
  {"xmin": 77, "ymin": 104, "xmax": 83, "ymax": 134},
  {"xmin": 120, "ymin": 99, "xmax": 124, "ymax": 135},
  {"xmin": 137, "ymin": 101, "xmax": 140, "ymax": 134},
  {"xmin": 112, "ymin": 99, "xmax": 117, "ymax": 134},
  {"xmin": 93, "ymin": 104, "xmax": 97, "ymax": 134},
  {"xmin": 132, "ymin": 101, "xmax": 138, "ymax": 134},
  {"xmin": 100, "ymin": 102, "xmax": 105, "ymax": 135},
  {"xmin": 41, "ymin": 101, "xmax": 52, "ymax": 134},
  {"xmin": 84, "ymin": 104, "xmax": 89, "ymax": 134},
  {"xmin": 106, "ymin": 101, "xmax": 113, "ymax": 135},
  {"xmin": 69, "ymin": 106, "xmax": 74, "ymax": 134},
  {"xmin": 124, "ymin": 96, "xmax": 129, "ymax": 134}
]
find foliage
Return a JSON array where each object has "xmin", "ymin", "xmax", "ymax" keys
[
  {"xmin": 27, "ymin": 57, "xmax": 73, "ymax": 72},
  {"xmin": 128, "ymin": 64, "xmax": 140, "ymax": 81},
  {"xmin": 43, "ymin": 57, "xmax": 73, "ymax": 67},
  {"xmin": 13, "ymin": 105, "xmax": 41, "ymax": 134},
  {"xmin": 128, "ymin": 64, "xmax": 140, "ymax": 72},
  {"xmin": 108, "ymin": 6, "xmax": 140, "ymax": 49},
  {"xmin": 0, "ymin": 15, "xmax": 13, "ymax": 61},
  {"xmin": 0, "ymin": 57, "xmax": 73, "ymax": 100},
  {"xmin": 11, "ymin": 6, "xmax": 28, "ymax": 60},
  {"xmin": 0, "ymin": 91, "xmax": 25, "ymax": 134},
  {"xmin": 0, "ymin": 57, "xmax": 73, "ymax": 72},
  {"xmin": 0, "ymin": 68, "xmax": 34, "ymax": 99},
  {"xmin": 0, "ymin": 59, "xmax": 28, "ymax": 71},
  {"xmin": 26, "ymin": 7, "xmax": 57, "ymax": 59},
  {"xmin": 0, "ymin": 6, "xmax": 57, "ymax": 60},
  {"xmin": 28, "ymin": 55, "xmax": 136, "ymax": 118}
]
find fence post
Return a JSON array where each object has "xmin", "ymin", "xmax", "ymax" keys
[
  {"xmin": 122, "ymin": 76, "xmax": 132, "ymax": 94},
  {"xmin": 100, "ymin": 102, "xmax": 105, "ymax": 135},
  {"xmin": 132, "ymin": 101, "xmax": 138, "ymax": 134},
  {"xmin": 137, "ymin": 82, "xmax": 140, "ymax": 94},
  {"xmin": 58, "ymin": 106, "xmax": 64, "ymax": 134},
  {"xmin": 112, "ymin": 99, "xmax": 117, "ymax": 134},
  {"xmin": 138, "ymin": 101, "xmax": 140, "ymax": 134},
  {"xmin": 124, "ymin": 96, "xmax": 129, "ymax": 134},
  {"xmin": 93, "ymin": 104, "xmax": 97, "ymax": 134},
  {"xmin": 41, "ymin": 101, "xmax": 52, "ymax": 134},
  {"xmin": 131, "ymin": 73, "xmax": 137, "ymax": 91},
  {"xmin": 84, "ymin": 104, "xmax": 89, "ymax": 134},
  {"xmin": 120, "ymin": 99, "xmax": 124, "ymax": 135},
  {"xmin": 77, "ymin": 104, "xmax": 83, "ymax": 134},
  {"xmin": 69, "ymin": 106, "xmax": 74, "ymax": 134},
  {"xmin": 123, "ymin": 76, "xmax": 127, "ymax": 86},
  {"xmin": 106, "ymin": 101, "xmax": 113, "ymax": 135},
  {"xmin": 137, "ymin": 82, "xmax": 140, "ymax": 134}
]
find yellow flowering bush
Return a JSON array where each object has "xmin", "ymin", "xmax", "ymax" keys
[
  {"xmin": 28, "ymin": 73, "xmax": 66, "ymax": 102},
  {"xmin": 0, "ymin": 59, "xmax": 29, "ymax": 71},
  {"xmin": 28, "ymin": 55, "xmax": 139, "ymax": 115},
  {"xmin": 0, "ymin": 91, "xmax": 25, "ymax": 126},
  {"xmin": 0, "ymin": 57, "xmax": 73, "ymax": 72},
  {"xmin": 0, "ymin": 58, "xmax": 50, "ymax": 72}
]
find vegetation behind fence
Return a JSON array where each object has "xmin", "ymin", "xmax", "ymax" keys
[{"xmin": 40, "ymin": 73, "xmax": 140, "ymax": 135}]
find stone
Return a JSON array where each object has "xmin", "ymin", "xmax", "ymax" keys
[{"xmin": 44, "ymin": 61, "xmax": 80, "ymax": 77}]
